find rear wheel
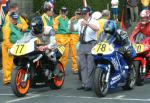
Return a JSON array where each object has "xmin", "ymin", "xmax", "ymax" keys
[
  {"xmin": 135, "ymin": 61, "xmax": 145, "ymax": 86},
  {"xmin": 122, "ymin": 64, "xmax": 136, "ymax": 90},
  {"xmin": 11, "ymin": 67, "xmax": 30, "ymax": 97},
  {"xmin": 94, "ymin": 68, "xmax": 109, "ymax": 97},
  {"xmin": 50, "ymin": 62, "xmax": 65, "ymax": 89}
]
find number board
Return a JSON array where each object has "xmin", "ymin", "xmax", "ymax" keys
[
  {"xmin": 57, "ymin": 45, "xmax": 65, "ymax": 54},
  {"xmin": 13, "ymin": 44, "xmax": 27, "ymax": 56},
  {"xmin": 133, "ymin": 44, "xmax": 144, "ymax": 53},
  {"xmin": 93, "ymin": 42, "xmax": 110, "ymax": 54}
]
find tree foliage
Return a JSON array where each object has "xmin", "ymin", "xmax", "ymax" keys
[{"xmin": 33, "ymin": 0, "xmax": 127, "ymax": 18}]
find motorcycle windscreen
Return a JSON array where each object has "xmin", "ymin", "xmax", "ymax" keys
[
  {"xmin": 91, "ymin": 32, "xmax": 115, "ymax": 55},
  {"xmin": 10, "ymin": 34, "xmax": 37, "ymax": 56},
  {"xmin": 134, "ymin": 32, "xmax": 146, "ymax": 43}
]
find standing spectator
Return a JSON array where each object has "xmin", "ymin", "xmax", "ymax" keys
[
  {"xmin": 0, "ymin": 13, "xmax": 1, "ymax": 30},
  {"xmin": 68, "ymin": 8, "xmax": 82, "ymax": 74},
  {"xmin": 111, "ymin": 0, "xmax": 119, "ymax": 21},
  {"xmin": 2, "ymin": 12, "xmax": 24, "ymax": 85},
  {"xmin": 92, "ymin": 11, "xmax": 102, "ymax": 39},
  {"xmin": 97, "ymin": 10, "xmax": 110, "ymax": 39},
  {"xmin": 70, "ymin": 6, "xmax": 99, "ymax": 91},
  {"xmin": 126, "ymin": 0, "xmax": 139, "ymax": 22},
  {"xmin": 4, "ymin": 3, "xmax": 28, "ymax": 31},
  {"xmin": 42, "ymin": 1, "xmax": 54, "ymax": 27},
  {"xmin": 54, "ymin": 6, "xmax": 70, "ymax": 70},
  {"xmin": 141, "ymin": 0, "xmax": 150, "ymax": 10},
  {"xmin": 0, "ymin": 0, "xmax": 1, "ymax": 26}
]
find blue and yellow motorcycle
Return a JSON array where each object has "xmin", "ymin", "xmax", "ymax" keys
[{"xmin": 91, "ymin": 34, "xmax": 136, "ymax": 97}]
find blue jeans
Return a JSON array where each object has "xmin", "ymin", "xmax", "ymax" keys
[{"xmin": 112, "ymin": 8, "xmax": 118, "ymax": 16}]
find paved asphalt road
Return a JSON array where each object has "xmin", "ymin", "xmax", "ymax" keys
[{"xmin": 1, "ymin": 62, "xmax": 150, "ymax": 103}]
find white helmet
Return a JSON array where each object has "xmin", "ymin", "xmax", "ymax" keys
[
  {"xmin": 92, "ymin": 11, "xmax": 102, "ymax": 20},
  {"xmin": 140, "ymin": 10, "xmax": 150, "ymax": 24},
  {"xmin": 140, "ymin": 10, "xmax": 149, "ymax": 18},
  {"xmin": 43, "ymin": 1, "xmax": 53, "ymax": 11}
]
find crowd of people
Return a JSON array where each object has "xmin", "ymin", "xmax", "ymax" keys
[
  {"xmin": 111, "ymin": 0, "xmax": 150, "ymax": 22},
  {"xmin": 0, "ymin": 1, "xmax": 150, "ymax": 93}
]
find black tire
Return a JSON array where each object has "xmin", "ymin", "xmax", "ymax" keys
[
  {"xmin": 11, "ymin": 67, "xmax": 30, "ymax": 97},
  {"xmin": 50, "ymin": 62, "xmax": 65, "ymax": 89},
  {"xmin": 122, "ymin": 63, "xmax": 136, "ymax": 90},
  {"xmin": 94, "ymin": 68, "xmax": 109, "ymax": 97},
  {"xmin": 135, "ymin": 61, "xmax": 144, "ymax": 86}
]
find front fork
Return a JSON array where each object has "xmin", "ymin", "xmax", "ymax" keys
[
  {"xmin": 135, "ymin": 57, "xmax": 147, "ymax": 77},
  {"xmin": 105, "ymin": 65, "xmax": 111, "ymax": 83},
  {"xmin": 22, "ymin": 63, "xmax": 30, "ymax": 82},
  {"xmin": 140, "ymin": 58, "xmax": 146, "ymax": 77}
]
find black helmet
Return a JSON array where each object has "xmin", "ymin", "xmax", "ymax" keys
[
  {"xmin": 75, "ymin": 8, "xmax": 81, "ymax": 15},
  {"xmin": 31, "ymin": 17, "xmax": 44, "ymax": 35},
  {"xmin": 60, "ymin": 6, "xmax": 68, "ymax": 13},
  {"xmin": 81, "ymin": 6, "xmax": 92, "ymax": 15}
]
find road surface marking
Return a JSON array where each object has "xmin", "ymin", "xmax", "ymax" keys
[
  {"xmin": 115, "ymin": 95, "xmax": 125, "ymax": 98},
  {"xmin": 0, "ymin": 94, "xmax": 14, "ymax": 96},
  {"xmin": 6, "ymin": 94, "xmax": 40, "ymax": 103},
  {"xmin": 0, "ymin": 93, "xmax": 36, "ymax": 96},
  {"xmin": 54, "ymin": 95, "xmax": 150, "ymax": 102}
]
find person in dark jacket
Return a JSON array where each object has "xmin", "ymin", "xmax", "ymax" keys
[{"xmin": 126, "ymin": 0, "xmax": 139, "ymax": 22}]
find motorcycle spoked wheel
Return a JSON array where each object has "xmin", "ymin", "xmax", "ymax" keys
[
  {"xmin": 135, "ymin": 61, "xmax": 145, "ymax": 86},
  {"xmin": 122, "ymin": 64, "xmax": 136, "ymax": 90},
  {"xmin": 11, "ymin": 67, "xmax": 30, "ymax": 97},
  {"xmin": 94, "ymin": 68, "xmax": 109, "ymax": 97},
  {"xmin": 50, "ymin": 62, "xmax": 65, "ymax": 89}
]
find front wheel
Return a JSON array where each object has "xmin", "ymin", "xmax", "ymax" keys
[
  {"xmin": 11, "ymin": 67, "xmax": 30, "ymax": 97},
  {"xmin": 122, "ymin": 64, "xmax": 136, "ymax": 90},
  {"xmin": 50, "ymin": 62, "xmax": 65, "ymax": 89},
  {"xmin": 135, "ymin": 61, "xmax": 144, "ymax": 86},
  {"xmin": 94, "ymin": 68, "xmax": 109, "ymax": 97}
]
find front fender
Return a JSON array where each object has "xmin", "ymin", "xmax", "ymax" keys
[
  {"xmin": 13, "ymin": 57, "xmax": 29, "ymax": 67},
  {"xmin": 134, "ymin": 57, "xmax": 146, "ymax": 68},
  {"xmin": 96, "ymin": 64, "xmax": 110, "ymax": 72}
]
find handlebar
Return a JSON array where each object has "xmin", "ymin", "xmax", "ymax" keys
[{"xmin": 141, "ymin": 37, "xmax": 150, "ymax": 45}]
